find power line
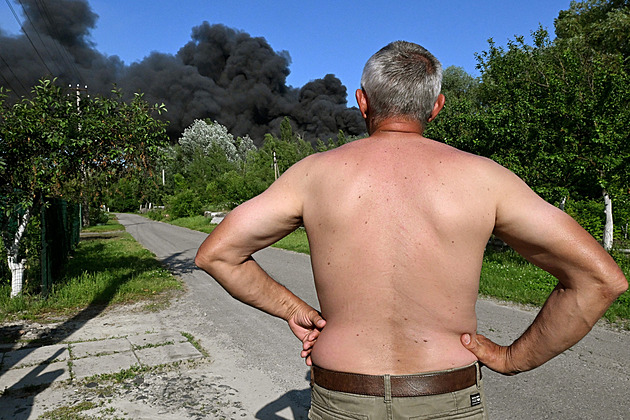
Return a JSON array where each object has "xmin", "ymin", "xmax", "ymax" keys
[
  {"xmin": 0, "ymin": 52, "xmax": 29, "ymax": 96},
  {"xmin": 0, "ymin": 69, "xmax": 19, "ymax": 95},
  {"xmin": 16, "ymin": 0, "xmax": 65, "ymax": 77},
  {"xmin": 4, "ymin": 0, "xmax": 55, "ymax": 77},
  {"xmin": 34, "ymin": 0, "xmax": 85, "ymax": 85}
]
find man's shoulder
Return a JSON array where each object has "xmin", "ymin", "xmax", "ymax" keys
[{"xmin": 421, "ymin": 137, "xmax": 502, "ymax": 169}]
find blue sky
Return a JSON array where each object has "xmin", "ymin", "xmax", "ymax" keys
[{"xmin": 1, "ymin": 0, "xmax": 573, "ymax": 92}]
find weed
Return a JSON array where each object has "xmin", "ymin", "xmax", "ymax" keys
[
  {"xmin": 133, "ymin": 341, "xmax": 174, "ymax": 351},
  {"xmin": 85, "ymin": 364, "xmax": 145, "ymax": 383},
  {"xmin": 39, "ymin": 401, "xmax": 96, "ymax": 419},
  {"xmin": 181, "ymin": 332, "xmax": 209, "ymax": 357}
]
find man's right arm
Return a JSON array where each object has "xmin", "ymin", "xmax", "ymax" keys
[{"xmin": 462, "ymin": 163, "xmax": 628, "ymax": 375}]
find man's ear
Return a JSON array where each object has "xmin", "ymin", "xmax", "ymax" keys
[
  {"xmin": 428, "ymin": 94, "xmax": 445, "ymax": 122},
  {"xmin": 356, "ymin": 89, "xmax": 368, "ymax": 119}
]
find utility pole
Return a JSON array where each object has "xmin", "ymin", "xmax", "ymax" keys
[
  {"xmin": 273, "ymin": 150, "xmax": 279, "ymax": 180},
  {"xmin": 69, "ymin": 84, "xmax": 88, "ymax": 111},
  {"xmin": 69, "ymin": 84, "xmax": 90, "ymax": 226},
  {"xmin": 69, "ymin": 84, "xmax": 88, "ymax": 129}
]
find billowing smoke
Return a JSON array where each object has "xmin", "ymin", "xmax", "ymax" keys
[{"xmin": 0, "ymin": 0, "xmax": 365, "ymax": 143}]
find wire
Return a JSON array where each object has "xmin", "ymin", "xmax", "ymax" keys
[
  {"xmin": 34, "ymin": 0, "xmax": 85, "ymax": 85},
  {"xmin": 16, "ymin": 0, "xmax": 64, "ymax": 77},
  {"xmin": 0, "ymin": 69, "xmax": 19, "ymax": 95},
  {"xmin": 0, "ymin": 52, "xmax": 29, "ymax": 96},
  {"xmin": 4, "ymin": 0, "xmax": 55, "ymax": 77}
]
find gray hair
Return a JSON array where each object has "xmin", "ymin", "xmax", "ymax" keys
[{"xmin": 360, "ymin": 41, "xmax": 442, "ymax": 127}]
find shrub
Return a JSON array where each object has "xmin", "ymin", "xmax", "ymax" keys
[
  {"xmin": 168, "ymin": 190, "xmax": 203, "ymax": 219},
  {"xmin": 146, "ymin": 209, "xmax": 166, "ymax": 221},
  {"xmin": 89, "ymin": 206, "xmax": 109, "ymax": 225},
  {"xmin": 565, "ymin": 199, "xmax": 604, "ymax": 240}
]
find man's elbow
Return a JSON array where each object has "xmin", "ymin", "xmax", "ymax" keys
[
  {"xmin": 598, "ymin": 268, "xmax": 629, "ymax": 304},
  {"xmin": 194, "ymin": 252, "xmax": 211, "ymax": 272},
  {"xmin": 608, "ymin": 273, "xmax": 629, "ymax": 300},
  {"xmin": 195, "ymin": 243, "xmax": 222, "ymax": 274}
]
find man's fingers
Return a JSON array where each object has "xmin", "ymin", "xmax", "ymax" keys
[
  {"xmin": 311, "ymin": 311, "xmax": 326, "ymax": 329},
  {"xmin": 461, "ymin": 332, "xmax": 499, "ymax": 360},
  {"xmin": 461, "ymin": 333, "xmax": 518, "ymax": 376},
  {"xmin": 303, "ymin": 337, "xmax": 315, "ymax": 350},
  {"xmin": 461, "ymin": 333, "xmax": 484, "ymax": 355}
]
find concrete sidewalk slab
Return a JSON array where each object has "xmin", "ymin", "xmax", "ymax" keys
[
  {"xmin": 127, "ymin": 332, "xmax": 189, "ymax": 348},
  {"xmin": 136, "ymin": 342, "xmax": 203, "ymax": 367},
  {"xmin": 0, "ymin": 361, "xmax": 70, "ymax": 390},
  {"xmin": 71, "ymin": 351, "xmax": 139, "ymax": 379},
  {"xmin": 1, "ymin": 345, "xmax": 68, "ymax": 371},
  {"xmin": 0, "ymin": 329, "xmax": 206, "ymax": 392},
  {"xmin": 70, "ymin": 337, "xmax": 130, "ymax": 359}
]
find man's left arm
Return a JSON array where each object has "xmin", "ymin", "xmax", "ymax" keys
[{"xmin": 195, "ymin": 157, "xmax": 325, "ymax": 364}]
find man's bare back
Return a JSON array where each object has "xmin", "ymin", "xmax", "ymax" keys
[
  {"xmin": 196, "ymin": 40, "xmax": 626, "ymax": 398},
  {"xmin": 301, "ymin": 132, "xmax": 495, "ymax": 374}
]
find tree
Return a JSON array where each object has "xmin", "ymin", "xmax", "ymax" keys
[
  {"xmin": 472, "ymin": 20, "xmax": 630, "ymax": 249},
  {"xmin": 179, "ymin": 119, "xmax": 255, "ymax": 162},
  {"xmin": 553, "ymin": 0, "xmax": 630, "ymax": 249},
  {"xmin": 555, "ymin": 0, "xmax": 630, "ymax": 56},
  {"xmin": 0, "ymin": 79, "xmax": 168, "ymax": 296},
  {"xmin": 426, "ymin": 66, "xmax": 483, "ymax": 155}
]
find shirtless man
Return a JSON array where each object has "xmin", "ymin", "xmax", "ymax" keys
[{"xmin": 195, "ymin": 41, "xmax": 628, "ymax": 419}]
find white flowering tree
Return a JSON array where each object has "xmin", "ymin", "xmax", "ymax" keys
[
  {"xmin": 179, "ymin": 119, "xmax": 254, "ymax": 162},
  {"xmin": 235, "ymin": 134, "xmax": 255, "ymax": 162}
]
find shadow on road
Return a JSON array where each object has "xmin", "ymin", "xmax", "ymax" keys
[
  {"xmin": 256, "ymin": 371, "xmax": 312, "ymax": 420},
  {"xmin": 162, "ymin": 249, "xmax": 199, "ymax": 276}
]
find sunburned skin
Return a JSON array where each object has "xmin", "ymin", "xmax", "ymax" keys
[
  {"xmin": 301, "ymin": 132, "xmax": 496, "ymax": 374},
  {"xmin": 195, "ymin": 91, "xmax": 626, "ymax": 378}
]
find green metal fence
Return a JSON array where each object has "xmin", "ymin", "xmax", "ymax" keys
[{"xmin": 40, "ymin": 199, "xmax": 81, "ymax": 295}]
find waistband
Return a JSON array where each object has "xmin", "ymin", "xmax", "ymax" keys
[{"xmin": 311, "ymin": 362, "xmax": 480, "ymax": 398}]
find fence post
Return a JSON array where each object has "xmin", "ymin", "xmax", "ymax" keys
[{"xmin": 40, "ymin": 202, "xmax": 50, "ymax": 296}]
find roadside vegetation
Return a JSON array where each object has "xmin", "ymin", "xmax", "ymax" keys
[
  {"xmin": 480, "ymin": 247, "xmax": 630, "ymax": 327},
  {"xmin": 0, "ymin": 216, "xmax": 183, "ymax": 323}
]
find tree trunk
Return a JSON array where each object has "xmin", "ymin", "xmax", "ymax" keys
[
  {"xmin": 82, "ymin": 195, "xmax": 90, "ymax": 227},
  {"xmin": 559, "ymin": 196, "xmax": 567, "ymax": 211},
  {"xmin": 8, "ymin": 255, "xmax": 27, "ymax": 298},
  {"xmin": 603, "ymin": 190, "xmax": 613, "ymax": 251},
  {"xmin": 6, "ymin": 208, "xmax": 32, "ymax": 297}
]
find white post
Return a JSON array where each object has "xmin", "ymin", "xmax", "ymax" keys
[
  {"xmin": 273, "ymin": 151, "xmax": 279, "ymax": 180},
  {"xmin": 7, "ymin": 208, "xmax": 32, "ymax": 297},
  {"xmin": 603, "ymin": 190, "xmax": 614, "ymax": 251},
  {"xmin": 8, "ymin": 256, "xmax": 26, "ymax": 298},
  {"xmin": 559, "ymin": 196, "xmax": 567, "ymax": 212}
]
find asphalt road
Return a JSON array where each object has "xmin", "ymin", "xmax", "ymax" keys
[{"xmin": 117, "ymin": 213, "xmax": 630, "ymax": 420}]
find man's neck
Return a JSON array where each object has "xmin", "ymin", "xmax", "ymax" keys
[{"xmin": 369, "ymin": 117, "xmax": 425, "ymax": 136}]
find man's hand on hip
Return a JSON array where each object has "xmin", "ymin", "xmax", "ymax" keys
[
  {"xmin": 461, "ymin": 333, "xmax": 520, "ymax": 376},
  {"xmin": 287, "ymin": 305, "xmax": 326, "ymax": 366}
]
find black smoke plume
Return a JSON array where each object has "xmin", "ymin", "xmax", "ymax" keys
[{"xmin": 0, "ymin": 0, "xmax": 365, "ymax": 143}]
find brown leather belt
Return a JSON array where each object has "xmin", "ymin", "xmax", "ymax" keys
[{"xmin": 311, "ymin": 363, "xmax": 479, "ymax": 397}]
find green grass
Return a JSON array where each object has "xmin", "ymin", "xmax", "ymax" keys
[
  {"xmin": 168, "ymin": 215, "xmax": 215, "ymax": 233},
  {"xmin": 81, "ymin": 217, "xmax": 126, "ymax": 233},
  {"xmin": 165, "ymin": 215, "xmax": 311, "ymax": 253},
  {"xmin": 0, "ymin": 219, "xmax": 183, "ymax": 323},
  {"xmin": 480, "ymin": 249, "xmax": 558, "ymax": 305},
  {"xmin": 273, "ymin": 228, "xmax": 311, "ymax": 254},
  {"xmin": 38, "ymin": 401, "xmax": 97, "ymax": 419},
  {"xmin": 480, "ymin": 248, "xmax": 630, "ymax": 325},
  {"xmin": 181, "ymin": 331, "xmax": 209, "ymax": 357}
]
